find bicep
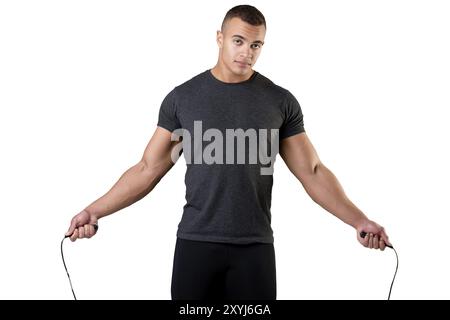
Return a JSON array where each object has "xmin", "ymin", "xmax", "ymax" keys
[
  {"xmin": 140, "ymin": 126, "xmax": 182, "ymax": 172},
  {"xmin": 280, "ymin": 132, "xmax": 321, "ymax": 180}
]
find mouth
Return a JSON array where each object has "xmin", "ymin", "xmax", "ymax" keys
[{"xmin": 234, "ymin": 60, "xmax": 251, "ymax": 68}]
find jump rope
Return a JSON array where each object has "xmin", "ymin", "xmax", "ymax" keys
[
  {"xmin": 60, "ymin": 224, "xmax": 98, "ymax": 300},
  {"xmin": 360, "ymin": 231, "xmax": 399, "ymax": 300},
  {"xmin": 61, "ymin": 226, "xmax": 398, "ymax": 300}
]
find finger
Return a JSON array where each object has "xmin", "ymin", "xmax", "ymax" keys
[
  {"xmin": 90, "ymin": 224, "xmax": 96, "ymax": 237},
  {"xmin": 373, "ymin": 234, "xmax": 379, "ymax": 249},
  {"xmin": 380, "ymin": 239, "xmax": 386, "ymax": 251},
  {"xmin": 84, "ymin": 224, "xmax": 91, "ymax": 238},
  {"xmin": 380, "ymin": 229, "xmax": 392, "ymax": 246},
  {"xmin": 66, "ymin": 219, "xmax": 78, "ymax": 236},
  {"xmin": 362, "ymin": 233, "xmax": 369, "ymax": 247},
  {"xmin": 70, "ymin": 228, "xmax": 79, "ymax": 242},
  {"xmin": 87, "ymin": 224, "xmax": 95, "ymax": 238},
  {"xmin": 78, "ymin": 226, "xmax": 85, "ymax": 239},
  {"xmin": 369, "ymin": 233, "xmax": 374, "ymax": 249}
]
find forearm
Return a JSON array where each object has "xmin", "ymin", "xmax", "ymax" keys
[
  {"xmin": 301, "ymin": 162, "xmax": 367, "ymax": 228},
  {"xmin": 84, "ymin": 160, "xmax": 169, "ymax": 220}
]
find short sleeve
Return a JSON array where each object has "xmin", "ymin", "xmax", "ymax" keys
[
  {"xmin": 157, "ymin": 89, "xmax": 181, "ymax": 132},
  {"xmin": 279, "ymin": 91, "xmax": 305, "ymax": 139}
]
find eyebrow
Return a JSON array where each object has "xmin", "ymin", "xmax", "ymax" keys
[{"xmin": 232, "ymin": 34, "xmax": 264, "ymax": 45}]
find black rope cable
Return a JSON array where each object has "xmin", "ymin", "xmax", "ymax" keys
[
  {"xmin": 61, "ymin": 236, "xmax": 77, "ymax": 300},
  {"xmin": 360, "ymin": 231, "xmax": 398, "ymax": 300},
  {"xmin": 61, "ymin": 226, "xmax": 396, "ymax": 300},
  {"xmin": 61, "ymin": 224, "xmax": 98, "ymax": 300}
]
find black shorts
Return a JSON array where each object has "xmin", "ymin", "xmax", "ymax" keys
[{"xmin": 171, "ymin": 237, "xmax": 276, "ymax": 300}]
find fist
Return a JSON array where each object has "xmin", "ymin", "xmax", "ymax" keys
[{"xmin": 65, "ymin": 210, "xmax": 99, "ymax": 242}]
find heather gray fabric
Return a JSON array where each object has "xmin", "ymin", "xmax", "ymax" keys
[{"xmin": 157, "ymin": 69, "xmax": 305, "ymax": 244}]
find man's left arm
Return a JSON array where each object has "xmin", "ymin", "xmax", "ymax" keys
[{"xmin": 279, "ymin": 132, "xmax": 392, "ymax": 250}]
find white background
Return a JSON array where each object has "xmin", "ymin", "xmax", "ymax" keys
[{"xmin": 1, "ymin": 0, "xmax": 449, "ymax": 300}]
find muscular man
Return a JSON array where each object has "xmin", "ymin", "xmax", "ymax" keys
[{"xmin": 66, "ymin": 5, "xmax": 391, "ymax": 300}]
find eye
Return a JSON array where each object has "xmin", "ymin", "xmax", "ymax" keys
[
  {"xmin": 251, "ymin": 44, "xmax": 261, "ymax": 49},
  {"xmin": 233, "ymin": 39, "xmax": 242, "ymax": 45}
]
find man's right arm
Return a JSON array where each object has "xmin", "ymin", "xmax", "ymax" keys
[{"xmin": 66, "ymin": 126, "xmax": 181, "ymax": 240}]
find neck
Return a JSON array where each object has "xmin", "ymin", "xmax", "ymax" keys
[{"xmin": 211, "ymin": 61, "xmax": 254, "ymax": 83}]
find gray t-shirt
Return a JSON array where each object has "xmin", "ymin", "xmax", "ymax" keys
[{"xmin": 157, "ymin": 69, "xmax": 305, "ymax": 244}]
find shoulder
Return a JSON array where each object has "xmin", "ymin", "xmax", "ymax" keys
[
  {"xmin": 172, "ymin": 70, "xmax": 210, "ymax": 96},
  {"xmin": 255, "ymin": 74, "xmax": 304, "ymax": 124},
  {"xmin": 255, "ymin": 72, "xmax": 297, "ymax": 104}
]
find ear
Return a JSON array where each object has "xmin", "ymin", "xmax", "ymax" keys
[{"xmin": 216, "ymin": 30, "xmax": 223, "ymax": 49}]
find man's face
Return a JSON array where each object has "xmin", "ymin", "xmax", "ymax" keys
[{"xmin": 217, "ymin": 17, "xmax": 265, "ymax": 78}]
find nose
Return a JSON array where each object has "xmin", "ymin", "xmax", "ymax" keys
[{"xmin": 239, "ymin": 45, "xmax": 253, "ymax": 60}]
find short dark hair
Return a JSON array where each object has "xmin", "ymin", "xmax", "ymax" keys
[{"xmin": 221, "ymin": 5, "xmax": 266, "ymax": 31}]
